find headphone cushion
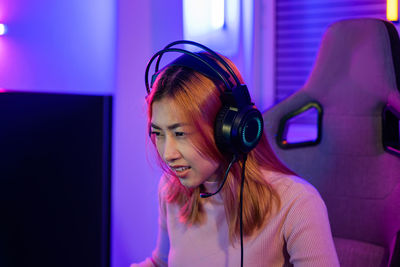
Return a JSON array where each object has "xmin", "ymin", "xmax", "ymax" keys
[
  {"xmin": 214, "ymin": 105, "xmax": 237, "ymax": 153},
  {"xmin": 214, "ymin": 106, "xmax": 263, "ymax": 154},
  {"xmin": 234, "ymin": 108, "xmax": 264, "ymax": 153}
]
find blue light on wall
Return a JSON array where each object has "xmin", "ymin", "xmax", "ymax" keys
[
  {"xmin": 183, "ymin": 0, "xmax": 239, "ymax": 56},
  {"xmin": 183, "ymin": 0, "xmax": 224, "ymax": 36},
  {"xmin": 211, "ymin": 0, "xmax": 225, "ymax": 30}
]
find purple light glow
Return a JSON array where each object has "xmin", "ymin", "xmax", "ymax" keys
[{"xmin": 0, "ymin": 0, "xmax": 115, "ymax": 94}]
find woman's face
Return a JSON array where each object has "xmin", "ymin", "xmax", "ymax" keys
[{"xmin": 150, "ymin": 97, "xmax": 220, "ymax": 188}]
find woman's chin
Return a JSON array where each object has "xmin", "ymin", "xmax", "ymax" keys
[{"xmin": 178, "ymin": 178, "xmax": 200, "ymax": 189}]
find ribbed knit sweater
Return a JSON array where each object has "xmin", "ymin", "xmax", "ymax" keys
[{"xmin": 132, "ymin": 171, "xmax": 339, "ymax": 267}]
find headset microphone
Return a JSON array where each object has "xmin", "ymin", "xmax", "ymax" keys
[{"xmin": 200, "ymin": 154, "xmax": 238, "ymax": 198}]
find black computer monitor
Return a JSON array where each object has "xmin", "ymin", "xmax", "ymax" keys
[{"xmin": 0, "ymin": 92, "xmax": 112, "ymax": 267}]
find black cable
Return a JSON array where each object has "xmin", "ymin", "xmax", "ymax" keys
[
  {"xmin": 200, "ymin": 152, "xmax": 246, "ymax": 267},
  {"xmin": 240, "ymin": 154, "xmax": 248, "ymax": 267},
  {"xmin": 200, "ymin": 154, "xmax": 238, "ymax": 198}
]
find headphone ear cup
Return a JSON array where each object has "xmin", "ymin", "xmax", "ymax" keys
[
  {"xmin": 234, "ymin": 108, "xmax": 264, "ymax": 153},
  {"xmin": 214, "ymin": 105, "xmax": 237, "ymax": 153},
  {"xmin": 214, "ymin": 106, "xmax": 264, "ymax": 154}
]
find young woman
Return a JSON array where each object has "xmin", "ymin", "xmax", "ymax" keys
[{"xmin": 132, "ymin": 41, "xmax": 339, "ymax": 267}]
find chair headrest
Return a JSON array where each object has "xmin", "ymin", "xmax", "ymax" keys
[{"xmin": 304, "ymin": 18, "xmax": 400, "ymax": 115}]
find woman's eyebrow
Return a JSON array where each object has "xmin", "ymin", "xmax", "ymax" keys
[
  {"xmin": 150, "ymin": 123, "xmax": 187, "ymax": 130},
  {"xmin": 150, "ymin": 123, "xmax": 161, "ymax": 130}
]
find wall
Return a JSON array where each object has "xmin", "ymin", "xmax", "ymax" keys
[
  {"xmin": 253, "ymin": 0, "xmax": 275, "ymax": 111},
  {"xmin": 0, "ymin": 0, "xmax": 115, "ymax": 94},
  {"xmin": 112, "ymin": 1, "xmax": 183, "ymax": 266}
]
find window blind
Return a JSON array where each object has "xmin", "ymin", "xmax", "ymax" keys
[{"xmin": 275, "ymin": 0, "xmax": 387, "ymax": 102}]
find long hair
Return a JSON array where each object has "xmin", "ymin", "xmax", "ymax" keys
[{"xmin": 146, "ymin": 53, "xmax": 295, "ymax": 242}]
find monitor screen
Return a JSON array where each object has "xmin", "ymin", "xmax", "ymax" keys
[{"xmin": 0, "ymin": 92, "xmax": 112, "ymax": 267}]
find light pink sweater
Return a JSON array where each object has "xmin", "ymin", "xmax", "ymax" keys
[{"xmin": 132, "ymin": 171, "xmax": 339, "ymax": 267}]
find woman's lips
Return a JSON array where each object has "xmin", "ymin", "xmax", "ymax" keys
[{"xmin": 170, "ymin": 166, "xmax": 191, "ymax": 178}]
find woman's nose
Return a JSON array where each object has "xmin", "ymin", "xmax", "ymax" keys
[{"xmin": 163, "ymin": 137, "xmax": 180, "ymax": 162}]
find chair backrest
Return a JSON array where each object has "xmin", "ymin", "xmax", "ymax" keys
[{"xmin": 263, "ymin": 18, "xmax": 400, "ymax": 267}]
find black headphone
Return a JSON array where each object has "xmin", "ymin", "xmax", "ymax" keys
[{"xmin": 145, "ymin": 40, "xmax": 263, "ymax": 155}]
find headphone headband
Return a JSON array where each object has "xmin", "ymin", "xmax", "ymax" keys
[
  {"xmin": 155, "ymin": 40, "xmax": 241, "ymax": 85},
  {"xmin": 145, "ymin": 47, "xmax": 232, "ymax": 94}
]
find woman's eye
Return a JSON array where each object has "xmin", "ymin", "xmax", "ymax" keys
[
  {"xmin": 175, "ymin": 132, "xmax": 185, "ymax": 137},
  {"xmin": 150, "ymin": 131, "xmax": 161, "ymax": 137}
]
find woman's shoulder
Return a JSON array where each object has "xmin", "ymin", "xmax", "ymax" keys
[
  {"xmin": 262, "ymin": 169, "xmax": 322, "ymax": 201},
  {"xmin": 261, "ymin": 170, "xmax": 330, "ymax": 231}
]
